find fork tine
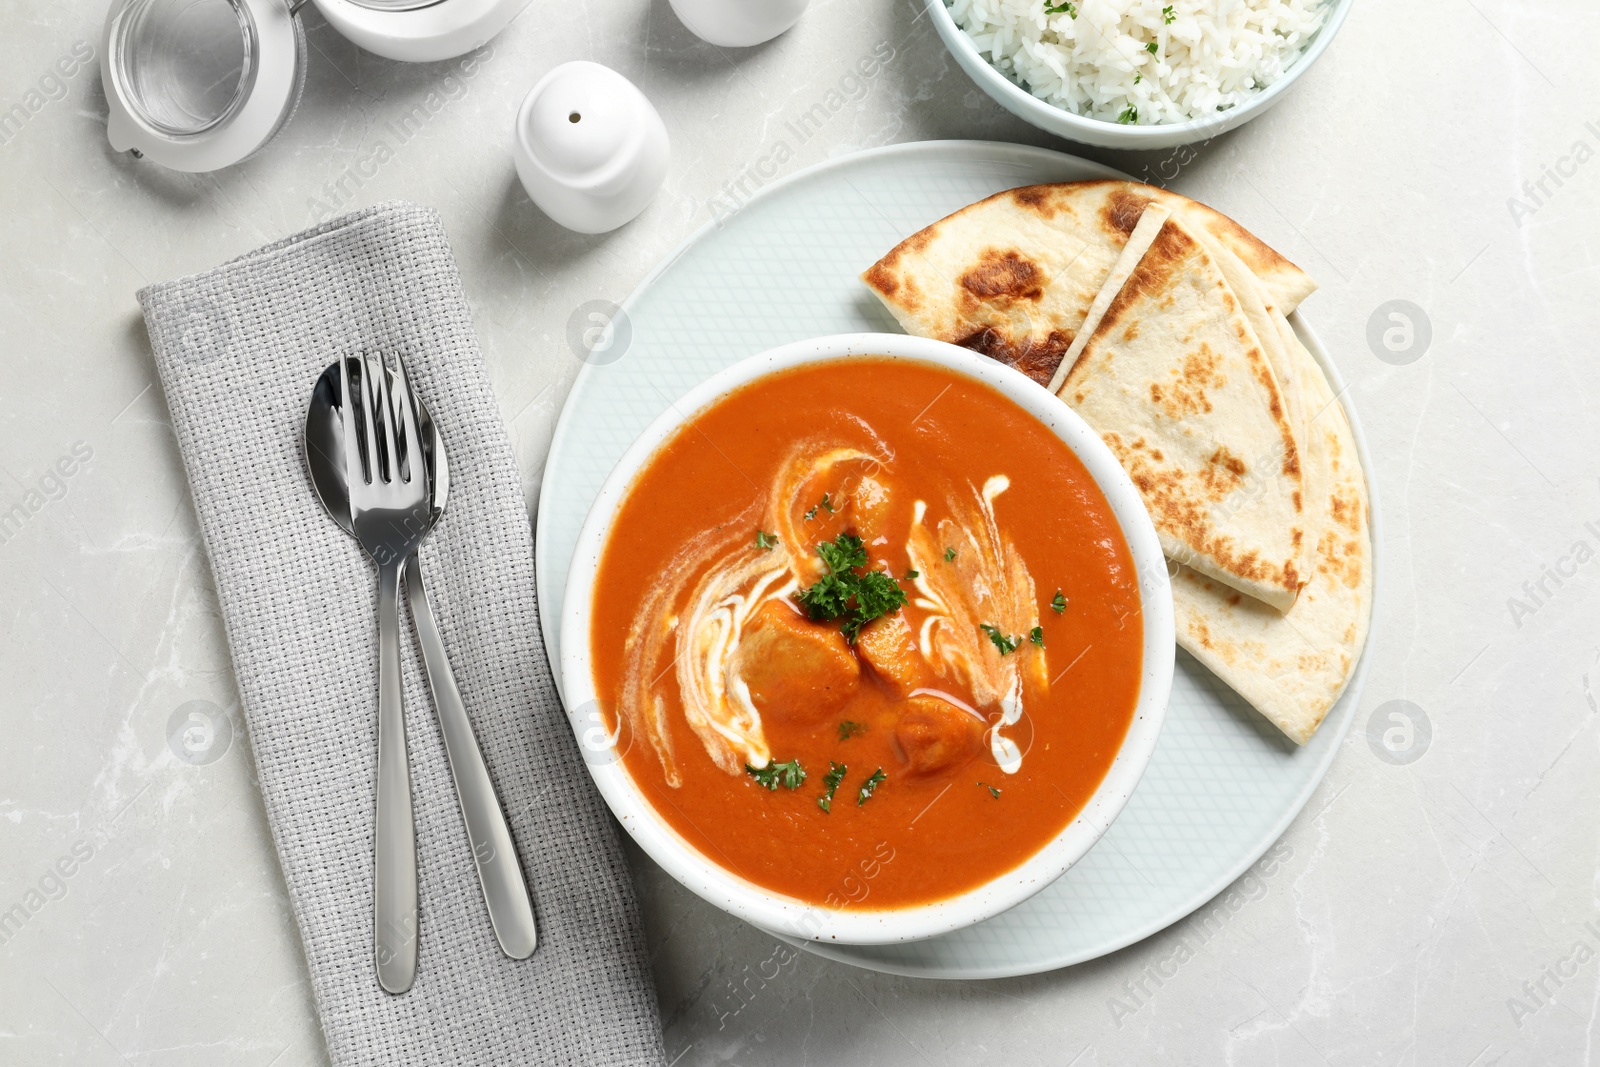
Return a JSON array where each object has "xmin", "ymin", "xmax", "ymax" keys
[
  {"xmin": 338, "ymin": 356, "xmax": 367, "ymax": 488},
  {"xmin": 390, "ymin": 355, "xmax": 423, "ymax": 487},
  {"xmin": 364, "ymin": 355, "xmax": 389, "ymax": 483}
]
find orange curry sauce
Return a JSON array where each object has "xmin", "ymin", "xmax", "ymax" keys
[{"xmin": 589, "ymin": 358, "xmax": 1143, "ymax": 909}]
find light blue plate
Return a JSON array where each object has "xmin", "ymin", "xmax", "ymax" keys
[{"xmin": 534, "ymin": 140, "xmax": 1377, "ymax": 979}]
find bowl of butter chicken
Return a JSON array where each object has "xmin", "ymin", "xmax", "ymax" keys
[{"xmin": 560, "ymin": 333, "xmax": 1174, "ymax": 943}]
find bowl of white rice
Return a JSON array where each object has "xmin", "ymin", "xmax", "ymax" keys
[{"xmin": 931, "ymin": 0, "xmax": 1351, "ymax": 149}]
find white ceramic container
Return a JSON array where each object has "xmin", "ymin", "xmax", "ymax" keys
[{"xmin": 513, "ymin": 61, "xmax": 670, "ymax": 234}]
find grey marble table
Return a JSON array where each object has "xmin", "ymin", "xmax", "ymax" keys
[{"xmin": 3, "ymin": 0, "xmax": 1597, "ymax": 1063}]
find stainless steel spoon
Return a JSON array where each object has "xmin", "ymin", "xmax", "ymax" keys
[
  {"xmin": 317, "ymin": 354, "xmax": 431, "ymax": 994},
  {"xmin": 304, "ymin": 359, "xmax": 538, "ymax": 969}
]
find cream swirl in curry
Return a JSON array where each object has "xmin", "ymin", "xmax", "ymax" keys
[{"xmin": 618, "ymin": 435, "xmax": 1046, "ymax": 789}]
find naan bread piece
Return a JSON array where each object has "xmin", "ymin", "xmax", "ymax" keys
[
  {"xmin": 1172, "ymin": 324, "xmax": 1372, "ymax": 744},
  {"xmin": 861, "ymin": 183, "xmax": 1135, "ymax": 385},
  {"xmin": 1059, "ymin": 214, "xmax": 1307, "ymax": 612},
  {"xmin": 1194, "ymin": 231, "xmax": 1314, "ymax": 597},
  {"xmin": 860, "ymin": 180, "xmax": 1316, "ymax": 387}
]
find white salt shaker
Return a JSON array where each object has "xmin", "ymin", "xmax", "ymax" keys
[
  {"xmin": 513, "ymin": 61, "xmax": 670, "ymax": 234},
  {"xmin": 667, "ymin": 0, "xmax": 808, "ymax": 47}
]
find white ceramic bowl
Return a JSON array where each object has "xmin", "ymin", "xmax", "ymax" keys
[
  {"xmin": 560, "ymin": 333, "xmax": 1174, "ymax": 944},
  {"xmin": 925, "ymin": 0, "xmax": 1353, "ymax": 150}
]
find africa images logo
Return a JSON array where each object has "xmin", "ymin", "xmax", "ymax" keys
[
  {"xmin": 166, "ymin": 700, "xmax": 234, "ymax": 766},
  {"xmin": 1106, "ymin": 842, "xmax": 1294, "ymax": 1026},
  {"xmin": 1506, "ymin": 922, "xmax": 1600, "ymax": 1028},
  {"xmin": 0, "ymin": 40, "xmax": 94, "ymax": 148}
]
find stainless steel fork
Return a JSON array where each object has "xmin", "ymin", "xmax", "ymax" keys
[{"xmin": 339, "ymin": 354, "xmax": 437, "ymax": 994}]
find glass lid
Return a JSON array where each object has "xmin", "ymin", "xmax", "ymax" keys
[{"xmin": 111, "ymin": 0, "xmax": 257, "ymax": 137}]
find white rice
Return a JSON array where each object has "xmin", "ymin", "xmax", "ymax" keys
[{"xmin": 948, "ymin": 0, "xmax": 1330, "ymax": 126}]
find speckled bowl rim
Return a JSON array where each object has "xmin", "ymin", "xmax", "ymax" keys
[{"xmin": 558, "ymin": 332, "xmax": 1175, "ymax": 945}]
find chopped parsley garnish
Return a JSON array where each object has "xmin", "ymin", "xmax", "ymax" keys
[
  {"xmin": 838, "ymin": 720, "xmax": 866, "ymax": 740},
  {"xmin": 746, "ymin": 758, "xmax": 806, "ymax": 791},
  {"xmin": 1044, "ymin": 0, "xmax": 1076, "ymax": 15},
  {"xmin": 815, "ymin": 533, "xmax": 866, "ymax": 573},
  {"xmin": 944, "ymin": 547, "xmax": 957, "ymax": 562},
  {"xmin": 818, "ymin": 762, "xmax": 848, "ymax": 812},
  {"xmin": 1051, "ymin": 589, "xmax": 1068, "ymax": 614},
  {"xmin": 1030, "ymin": 626, "xmax": 1045, "ymax": 647},
  {"xmin": 983, "ymin": 783, "xmax": 1002, "ymax": 799},
  {"xmin": 795, "ymin": 533, "xmax": 909, "ymax": 641},
  {"xmin": 1162, "ymin": 4, "xmax": 1175, "ymax": 22},
  {"xmin": 903, "ymin": 569, "xmax": 920, "ymax": 580},
  {"xmin": 857, "ymin": 767, "xmax": 887, "ymax": 806},
  {"xmin": 1146, "ymin": 41, "xmax": 1159, "ymax": 54},
  {"xmin": 755, "ymin": 530, "xmax": 778, "ymax": 550},
  {"xmin": 1118, "ymin": 106, "xmax": 1139, "ymax": 124},
  {"xmin": 980, "ymin": 623, "xmax": 1020, "ymax": 655},
  {"xmin": 804, "ymin": 493, "xmax": 836, "ymax": 521}
]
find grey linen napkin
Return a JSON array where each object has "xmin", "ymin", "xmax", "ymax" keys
[{"xmin": 138, "ymin": 202, "xmax": 665, "ymax": 1067}]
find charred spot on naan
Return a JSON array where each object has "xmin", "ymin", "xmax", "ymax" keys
[
  {"xmin": 861, "ymin": 228, "xmax": 937, "ymax": 305},
  {"xmin": 1102, "ymin": 184, "xmax": 1159, "ymax": 237},
  {"xmin": 1010, "ymin": 332, "xmax": 1074, "ymax": 385},
  {"xmin": 865, "ymin": 267, "xmax": 926, "ymax": 318},
  {"xmin": 1010, "ymin": 185, "xmax": 1056, "ymax": 215},
  {"xmin": 955, "ymin": 325, "xmax": 1011, "ymax": 360},
  {"xmin": 1198, "ymin": 446, "xmax": 1247, "ymax": 500},
  {"xmin": 1317, "ymin": 523, "xmax": 1365, "ymax": 590},
  {"xmin": 1143, "ymin": 343, "xmax": 1225, "ymax": 419},
  {"xmin": 861, "ymin": 183, "xmax": 1066, "ymax": 305},
  {"xmin": 862, "ymin": 260, "xmax": 901, "ymax": 300},
  {"xmin": 942, "ymin": 246, "xmax": 1078, "ymax": 383},
  {"xmin": 1006, "ymin": 183, "xmax": 1099, "ymax": 224},
  {"xmin": 957, "ymin": 325, "xmax": 1071, "ymax": 386},
  {"xmin": 1327, "ymin": 482, "xmax": 1362, "ymax": 532},
  {"xmin": 901, "ymin": 226, "xmax": 936, "ymax": 254},
  {"xmin": 958, "ymin": 249, "xmax": 1045, "ymax": 302}
]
